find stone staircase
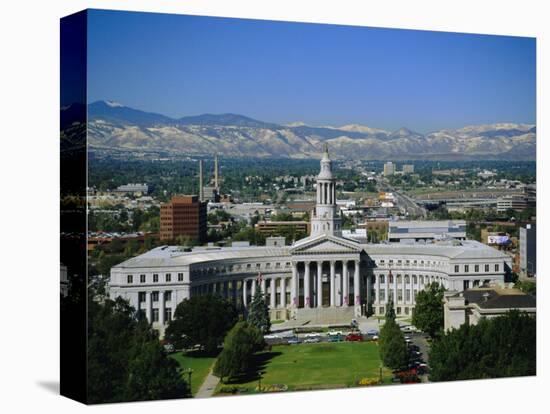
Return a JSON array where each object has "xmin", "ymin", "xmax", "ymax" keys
[{"xmin": 293, "ymin": 306, "xmax": 358, "ymax": 326}]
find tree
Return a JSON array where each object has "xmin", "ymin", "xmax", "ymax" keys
[
  {"xmin": 164, "ymin": 295, "xmax": 238, "ymax": 355},
  {"xmin": 247, "ymin": 287, "xmax": 271, "ymax": 334},
  {"xmin": 412, "ymin": 282, "xmax": 445, "ymax": 337},
  {"xmin": 429, "ymin": 310, "xmax": 536, "ymax": 381},
  {"xmin": 87, "ymin": 296, "xmax": 189, "ymax": 403},
  {"xmin": 378, "ymin": 295, "xmax": 408, "ymax": 370},
  {"xmin": 213, "ymin": 321, "xmax": 265, "ymax": 382}
]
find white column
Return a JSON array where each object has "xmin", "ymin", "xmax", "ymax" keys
[
  {"xmin": 145, "ymin": 291, "xmax": 152, "ymax": 322},
  {"xmin": 242, "ymin": 280, "xmax": 248, "ymax": 307},
  {"xmin": 270, "ymin": 278, "xmax": 276, "ymax": 309},
  {"xmin": 336, "ymin": 270, "xmax": 341, "ymax": 306},
  {"xmin": 342, "ymin": 261, "xmax": 349, "ymax": 306},
  {"xmin": 159, "ymin": 291, "xmax": 165, "ymax": 325},
  {"xmin": 376, "ymin": 272, "xmax": 381, "ymax": 305},
  {"xmin": 401, "ymin": 275, "xmax": 407, "ymax": 304},
  {"xmin": 261, "ymin": 277, "xmax": 266, "ymax": 295},
  {"xmin": 354, "ymin": 260, "xmax": 360, "ymax": 306},
  {"xmin": 304, "ymin": 261, "xmax": 311, "ymax": 308},
  {"xmin": 281, "ymin": 277, "xmax": 287, "ymax": 308},
  {"xmin": 330, "ymin": 261, "xmax": 336, "ymax": 307},
  {"xmin": 317, "ymin": 261, "xmax": 323, "ymax": 308},
  {"xmin": 292, "ymin": 263, "xmax": 298, "ymax": 308},
  {"xmin": 251, "ymin": 279, "xmax": 257, "ymax": 297}
]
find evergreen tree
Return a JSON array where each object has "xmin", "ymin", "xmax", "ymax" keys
[
  {"xmin": 213, "ymin": 321, "xmax": 265, "ymax": 382},
  {"xmin": 385, "ymin": 293, "xmax": 396, "ymax": 321},
  {"xmin": 412, "ymin": 282, "xmax": 445, "ymax": 337},
  {"xmin": 429, "ymin": 310, "xmax": 535, "ymax": 381},
  {"xmin": 247, "ymin": 286, "xmax": 271, "ymax": 334},
  {"xmin": 87, "ymin": 296, "xmax": 189, "ymax": 403},
  {"xmin": 379, "ymin": 295, "xmax": 408, "ymax": 370}
]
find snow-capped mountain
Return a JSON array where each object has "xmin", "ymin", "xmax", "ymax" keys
[{"xmin": 72, "ymin": 100, "xmax": 536, "ymax": 160}]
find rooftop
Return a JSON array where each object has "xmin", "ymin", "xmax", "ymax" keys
[{"xmin": 463, "ymin": 287, "xmax": 536, "ymax": 310}]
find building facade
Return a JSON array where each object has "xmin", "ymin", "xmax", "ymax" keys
[
  {"xmin": 520, "ymin": 224, "xmax": 536, "ymax": 276},
  {"xmin": 388, "ymin": 220, "xmax": 466, "ymax": 242},
  {"xmin": 159, "ymin": 195, "xmax": 207, "ymax": 242},
  {"xmin": 111, "ymin": 149, "xmax": 511, "ymax": 334}
]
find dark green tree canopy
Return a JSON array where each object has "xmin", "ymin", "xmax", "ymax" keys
[
  {"xmin": 412, "ymin": 282, "xmax": 445, "ymax": 337},
  {"xmin": 164, "ymin": 294, "xmax": 238, "ymax": 355},
  {"xmin": 87, "ymin": 296, "xmax": 189, "ymax": 403},
  {"xmin": 379, "ymin": 313, "xmax": 408, "ymax": 371},
  {"xmin": 429, "ymin": 310, "xmax": 536, "ymax": 381},
  {"xmin": 213, "ymin": 321, "xmax": 265, "ymax": 382}
]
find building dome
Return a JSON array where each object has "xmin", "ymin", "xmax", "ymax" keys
[{"xmin": 317, "ymin": 143, "xmax": 334, "ymax": 180}]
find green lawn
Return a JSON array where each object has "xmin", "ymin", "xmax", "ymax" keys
[
  {"xmin": 215, "ymin": 341, "xmax": 392, "ymax": 394},
  {"xmin": 170, "ymin": 351, "xmax": 216, "ymax": 396}
]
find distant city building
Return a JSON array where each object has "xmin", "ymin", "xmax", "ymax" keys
[
  {"xmin": 342, "ymin": 228, "xmax": 367, "ymax": 242},
  {"xmin": 388, "ymin": 220, "xmax": 466, "ymax": 242},
  {"xmin": 477, "ymin": 170, "xmax": 496, "ymax": 179},
  {"xmin": 383, "ymin": 161, "xmax": 395, "ymax": 176},
  {"xmin": 480, "ymin": 229, "xmax": 511, "ymax": 247},
  {"xmin": 255, "ymin": 220, "xmax": 309, "ymax": 236},
  {"xmin": 520, "ymin": 224, "xmax": 536, "ymax": 277},
  {"xmin": 114, "ymin": 183, "xmax": 148, "ymax": 194},
  {"xmin": 444, "ymin": 286, "xmax": 536, "ymax": 331},
  {"xmin": 202, "ymin": 186, "xmax": 220, "ymax": 202},
  {"xmin": 160, "ymin": 195, "xmax": 207, "ymax": 242},
  {"xmin": 266, "ymin": 236, "xmax": 286, "ymax": 247},
  {"xmin": 496, "ymin": 194, "xmax": 534, "ymax": 213},
  {"xmin": 402, "ymin": 164, "xmax": 414, "ymax": 174}
]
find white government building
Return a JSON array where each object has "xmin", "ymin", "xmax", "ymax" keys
[{"xmin": 109, "ymin": 146, "xmax": 511, "ymax": 334}]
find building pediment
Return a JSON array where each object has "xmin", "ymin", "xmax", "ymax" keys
[{"xmin": 291, "ymin": 234, "xmax": 362, "ymax": 255}]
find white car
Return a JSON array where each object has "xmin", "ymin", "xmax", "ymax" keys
[
  {"xmin": 304, "ymin": 332, "xmax": 322, "ymax": 338},
  {"xmin": 304, "ymin": 337, "xmax": 321, "ymax": 343},
  {"xmin": 327, "ymin": 330, "xmax": 343, "ymax": 337},
  {"xmin": 264, "ymin": 334, "xmax": 280, "ymax": 340}
]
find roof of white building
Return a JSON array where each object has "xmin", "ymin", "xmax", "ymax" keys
[
  {"xmin": 113, "ymin": 245, "xmax": 290, "ymax": 269},
  {"xmin": 113, "ymin": 238, "xmax": 507, "ymax": 270}
]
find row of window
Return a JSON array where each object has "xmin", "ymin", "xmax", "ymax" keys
[
  {"xmin": 377, "ymin": 259, "xmax": 443, "ymax": 268},
  {"xmin": 127, "ymin": 273, "xmax": 184, "ymax": 284},
  {"xmin": 454, "ymin": 264, "xmax": 499, "ymax": 273},
  {"xmin": 375, "ymin": 274, "xmax": 442, "ymax": 285},
  {"xmin": 375, "ymin": 288, "xmax": 419, "ymax": 303},
  {"xmin": 139, "ymin": 307, "xmax": 172, "ymax": 323},
  {"xmin": 191, "ymin": 262, "xmax": 292, "ymax": 276},
  {"xmin": 377, "ymin": 306, "xmax": 411, "ymax": 316},
  {"xmin": 138, "ymin": 291, "xmax": 173, "ymax": 302}
]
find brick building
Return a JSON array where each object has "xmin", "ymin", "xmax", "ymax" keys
[{"xmin": 160, "ymin": 195, "xmax": 207, "ymax": 242}]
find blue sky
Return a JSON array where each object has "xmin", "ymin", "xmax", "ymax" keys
[{"xmin": 87, "ymin": 9, "xmax": 536, "ymax": 133}]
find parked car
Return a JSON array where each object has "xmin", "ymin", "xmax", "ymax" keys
[
  {"xmin": 304, "ymin": 332, "xmax": 322, "ymax": 338},
  {"xmin": 328, "ymin": 334, "xmax": 342, "ymax": 342},
  {"xmin": 328, "ymin": 330, "xmax": 343, "ymax": 337},
  {"xmin": 366, "ymin": 329, "xmax": 379, "ymax": 336},
  {"xmin": 287, "ymin": 337, "xmax": 301, "ymax": 345},
  {"xmin": 304, "ymin": 337, "xmax": 321, "ymax": 343},
  {"xmin": 345, "ymin": 333, "xmax": 363, "ymax": 342},
  {"xmin": 163, "ymin": 343, "xmax": 175, "ymax": 353},
  {"xmin": 264, "ymin": 334, "xmax": 279, "ymax": 340}
]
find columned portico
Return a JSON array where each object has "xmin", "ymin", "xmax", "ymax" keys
[
  {"xmin": 316, "ymin": 261, "xmax": 323, "ymax": 308},
  {"xmin": 304, "ymin": 261, "xmax": 311, "ymax": 308}
]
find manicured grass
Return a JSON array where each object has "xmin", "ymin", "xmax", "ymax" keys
[
  {"xmin": 271, "ymin": 320, "xmax": 285, "ymax": 325},
  {"xmin": 170, "ymin": 351, "xmax": 216, "ymax": 396},
  {"xmin": 215, "ymin": 341, "xmax": 392, "ymax": 394}
]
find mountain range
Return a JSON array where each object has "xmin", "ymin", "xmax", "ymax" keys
[{"xmin": 63, "ymin": 100, "xmax": 536, "ymax": 160}]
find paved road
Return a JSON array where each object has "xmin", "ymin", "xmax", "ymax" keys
[{"xmin": 195, "ymin": 367, "xmax": 220, "ymax": 398}]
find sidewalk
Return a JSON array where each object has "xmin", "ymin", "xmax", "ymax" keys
[{"xmin": 195, "ymin": 367, "xmax": 220, "ymax": 398}]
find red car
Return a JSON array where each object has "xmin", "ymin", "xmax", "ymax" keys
[{"xmin": 345, "ymin": 333, "xmax": 363, "ymax": 342}]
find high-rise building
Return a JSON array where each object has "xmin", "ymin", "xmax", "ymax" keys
[
  {"xmin": 520, "ymin": 224, "xmax": 536, "ymax": 276},
  {"xmin": 383, "ymin": 161, "xmax": 395, "ymax": 176},
  {"xmin": 402, "ymin": 164, "xmax": 414, "ymax": 174},
  {"xmin": 160, "ymin": 195, "xmax": 207, "ymax": 242}
]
